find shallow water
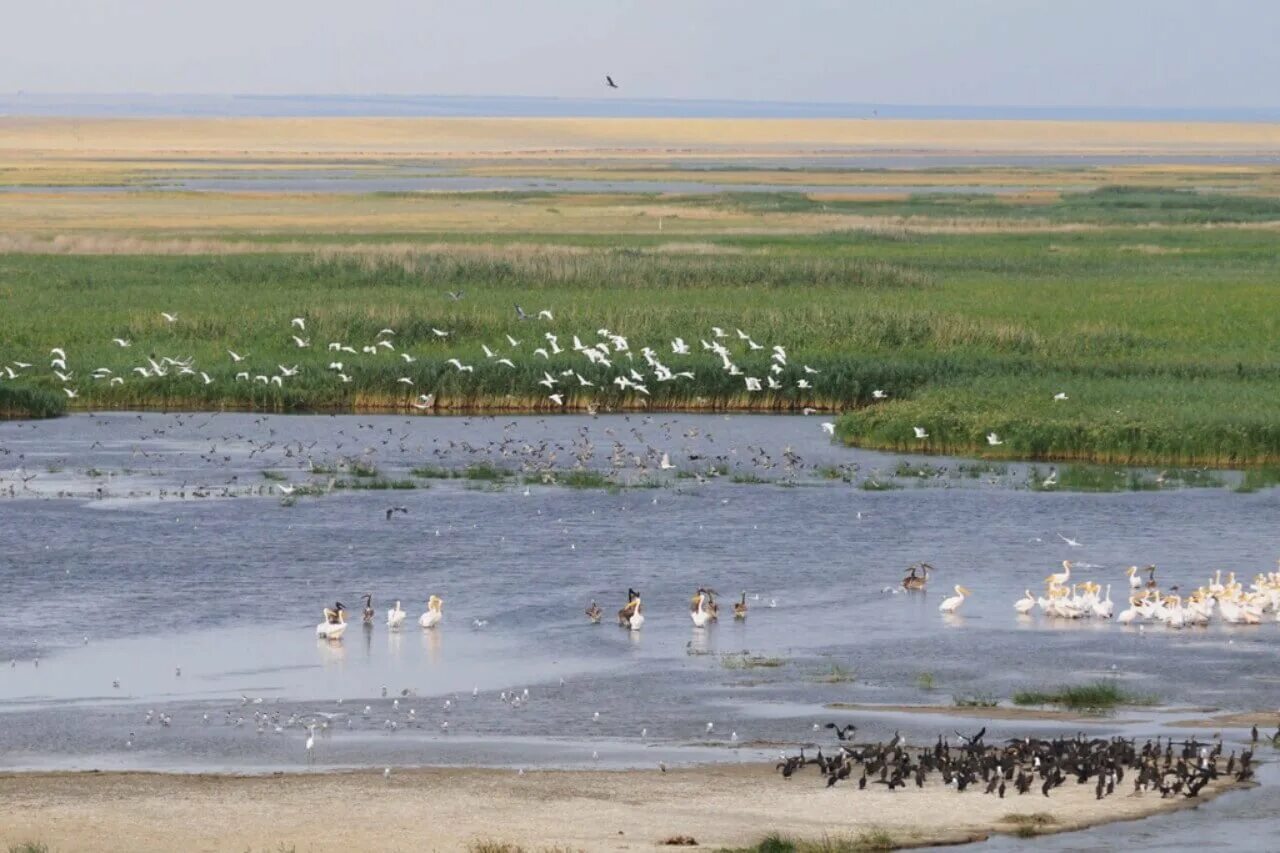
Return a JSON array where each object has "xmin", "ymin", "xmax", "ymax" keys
[{"xmin": 1, "ymin": 413, "xmax": 1277, "ymax": 843}]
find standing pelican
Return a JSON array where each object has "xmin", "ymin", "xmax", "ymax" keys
[
  {"xmin": 690, "ymin": 590, "xmax": 713, "ymax": 628},
  {"xmin": 1093, "ymin": 584, "xmax": 1114, "ymax": 619},
  {"xmin": 386, "ymin": 600, "xmax": 406, "ymax": 628},
  {"xmin": 317, "ymin": 602, "xmax": 347, "ymax": 639},
  {"xmin": 1013, "ymin": 590, "xmax": 1036, "ymax": 614},
  {"xmin": 585, "ymin": 600, "xmax": 603, "ymax": 623},
  {"xmin": 733, "ymin": 592, "xmax": 748, "ymax": 620},
  {"xmin": 361, "ymin": 594, "xmax": 375, "ymax": 625},
  {"xmin": 628, "ymin": 596, "xmax": 645, "ymax": 631},
  {"xmin": 938, "ymin": 586, "xmax": 970, "ymax": 614},
  {"xmin": 1126, "ymin": 566, "xmax": 1143, "ymax": 591},
  {"xmin": 1046, "ymin": 561, "xmax": 1072, "ymax": 588},
  {"xmin": 618, "ymin": 588, "xmax": 639, "ymax": 626},
  {"xmin": 419, "ymin": 595, "xmax": 444, "ymax": 629}
]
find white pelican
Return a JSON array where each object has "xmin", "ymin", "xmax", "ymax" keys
[
  {"xmin": 1117, "ymin": 595, "xmax": 1141, "ymax": 624},
  {"xmin": 1013, "ymin": 590, "xmax": 1036, "ymax": 614},
  {"xmin": 316, "ymin": 603, "xmax": 347, "ymax": 639},
  {"xmin": 690, "ymin": 591, "xmax": 713, "ymax": 628},
  {"xmin": 938, "ymin": 585, "xmax": 970, "ymax": 613},
  {"xmin": 1093, "ymin": 584, "xmax": 1114, "ymax": 619},
  {"xmin": 386, "ymin": 600, "xmax": 406, "ymax": 628},
  {"xmin": 628, "ymin": 597, "xmax": 645, "ymax": 631},
  {"xmin": 419, "ymin": 595, "xmax": 443, "ymax": 629},
  {"xmin": 1046, "ymin": 561, "xmax": 1072, "ymax": 588},
  {"xmin": 1126, "ymin": 566, "xmax": 1143, "ymax": 590}
]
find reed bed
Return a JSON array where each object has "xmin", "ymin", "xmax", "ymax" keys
[{"xmin": 1, "ymin": 188, "xmax": 1278, "ymax": 465}]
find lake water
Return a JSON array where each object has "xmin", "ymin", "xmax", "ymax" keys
[{"xmin": 1, "ymin": 413, "xmax": 1277, "ymax": 847}]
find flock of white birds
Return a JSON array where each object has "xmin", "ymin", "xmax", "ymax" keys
[
  {"xmin": 1, "ymin": 311, "xmax": 849, "ymax": 410},
  {"xmin": 1010, "ymin": 561, "xmax": 1280, "ymax": 628}
]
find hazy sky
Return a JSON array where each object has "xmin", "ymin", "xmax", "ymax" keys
[{"xmin": 3, "ymin": 0, "xmax": 1276, "ymax": 107}]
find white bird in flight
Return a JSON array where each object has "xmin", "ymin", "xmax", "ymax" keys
[
  {"xmin": 160, "ymin": 312, "xmax": 177, "ymax": 323},
  {"xmin": 986, "ymin": 432, "xmax": 1003, "ymax": 446},
  {"xmin": 821, "ymin": 422, "xmax": 835, "ymax": 435},
  {"xmin": 913, "ymin": 426, "xmax": 929, "ymax": 439},
  {"xmin": 1053, "ymin": 392, "xmax": 1069, "ymax": 401}
]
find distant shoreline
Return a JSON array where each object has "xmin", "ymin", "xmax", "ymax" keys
[{"xmin": 3, "ymin": 93, "xmax": 1280, "ymax": 123}]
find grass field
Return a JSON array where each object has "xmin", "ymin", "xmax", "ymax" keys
[{"xmin": 2, "ymin": 119, "xmax": 1279, "ymax": 467}]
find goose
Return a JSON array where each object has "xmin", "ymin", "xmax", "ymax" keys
[
  {"xmin": 386, "ymin": 600, "xmax": 406, "ymax": 628},
  {"xmin": 938, "ymin": 585, "xmax": 970, "ymax": 614},
  {"xmin": 419, "ymin": 595, "xmax": 443, "ymax": 629},
  {"xmin": 733, "ymin": 592, "xmax": 748, "ymax": 620},
  {"xmin": 361, "ymin": 594, "xmax": 375, "ymax": 624},
  {"xmin": 1013, "ymin": 590, "xmax": 1036, "ymax": 614},
  {"xmin": 316, "ymin": 603, "xmax": 347, "ymax": 639}
]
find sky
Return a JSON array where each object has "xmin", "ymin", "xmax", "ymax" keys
[{"xmin": 2, "ymin": 0, "xmax": 1277, "ymax": 108}]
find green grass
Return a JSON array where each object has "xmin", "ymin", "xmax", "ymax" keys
[
  {"xmin": 953, "ymin": 692, "xmax": 999, "ymax": 708},
  {"xmin": 915, "ymin": 672, "xmax": 936, "ymax": 690},
  {"xmin": 815, "ymin": 662, "xmax": 855, "ymax": 684},
  {"xmin": 8, "ymin": 844, "xmax": 51, "ymax": 853},
  {"xmin": 1011, "ymin": 681, "xmax": 1156, "ymax": 713},
  {"xmin": 331, "ymin": 478, "xmax": 417, "ymax": 490},
  {"xmin": 4, "ymin": 187, "xmax": 1280, "ymax": 465}
]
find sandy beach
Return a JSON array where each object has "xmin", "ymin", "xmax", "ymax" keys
[{"xmin": 0, "ymin": 763, "xmax": 1242, "ymax": 852}]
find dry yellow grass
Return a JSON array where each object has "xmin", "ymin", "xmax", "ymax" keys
[{"xmin": 4, "ymin": 116, "xmax": 1280, "ymax": 160}]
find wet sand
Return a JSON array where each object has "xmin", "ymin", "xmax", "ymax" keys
[
  {"xmin": 0, "ymin": 764, "xmax": 1242, "ymax": 852},
  {"xmin": 825, "ymin": 703, "xmax": 1146, "ymax": 724}
]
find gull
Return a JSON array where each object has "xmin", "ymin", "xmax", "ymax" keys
[
  {"xmin": 539, "ymin": 372, "xmax": 558, "ymax": 389},
  {"xmin": 736, "ymin": 329, "xmax": 750, "ymax": 340},
  {"xmin": 548, "ymin": 393, "xmax": 564, "ymax": 406},
  {"xmin": 505, "ymin": 334, "xmax": 521, "ymax": 347},
  {"xmin": 711, "ymin": 327, "xmax": 726, "ymax": 339},
  {"xmin": 235, "ymin": 371, "xmax": 250, "ymax": 381},
  {"xmin": 413, "ymin": 394, "xmax": 436, "ymax": 410},
  {"xmin": 1053, "ymin": 392, "xmax": 1069, "ymax": 401},
  {"xmin": 51, "ymin": 358, "xmax": 67, "ymax": 370},
  {"xmin": 291, "ymin": 336, "xmax": 310, "ymax": 348},
  {"xmin": 228, "ymin": 350, "xmax": 246, "ymax": 362},
  {"xmin": 329, "ymin": 362, "xmax": 344, "ymax": 370},
  {"xmin": 913, "ymin": 426, "xmax": 929, "ymax": 439},
  {"xmin": 291, "ymin": 318, "xmax": 306, "ymax": 330},
  {"xmin": 538, "ymin": 309, "xmax": 554, "ymax": 320},
  {"xmin": 496, "ymin": 358, "xmax": 516, "ymax": 368},
  {"xmin": 533, "ymin": 348, "xmax": 550, "ymax": 359},
  {"xmin": 986, "ymin": 432, "xmax": 1003, "ymax": 446},
  {"xmin": 821, "ymin": 422, "xmax": 835, "ymax": 435},
  {"xmin": 14, "ymin": 361, "xmax": 32, "ymax": 368},
  {"xmin": 446, "ymin": 359, "xmax": 474, "ymax": 373},
  {"xmin": 161, "ymin": 312, "xmax": 177, "ymax": 323},
  {"xmin": 50, "ymin": 348, "xmax": 66, "ymax": 359},
  {"xmin": 659, "ymin": 452, "xmax": 674, "ymax": 470},
  {"xmin": 63, "ymin": 388, "xmax": 78, "ymax": 398},
  {"xmin": 200, "ymin": 372, "xmax": 213, "ymax": 385},
  {"xmin": 111, "ymin": 338, "xmax": 131, "ymax": 348},
  {"xmin": 431, "ymin": 328, "xmax": 449, "ymax": 338},
  {"xmin": 766, "ymin": 376, "xmax": 782, "ymax": 390},
  {"xmin": 54, "ymin": 370, "xmax": 73, "ymax": 382},
  {"xmin": 747, "ymin": 338, "xmax": 764, "ymax": 351},
  {"xmin": 397, "ymin": 377, "xmax": 414, "ymax": 385},
  {"xmin": 575, "ymin": 372, "xmax": 594, "ymax": 387},
  {"xmin": 797, "ymin": 379, "xmax": 812, "ymax": 389},
  {"xmin": 110, "ymin": 377, "xmax": 123, "ymax": 385},
  {"xmin": 277, "ymin": 484, "xmax": 296, "ymax": 496},
  {"xmin": 278, "ymin": 364, "xmax": 299, "ymax": 377},
  {"xmin": 1057, "ymin": 533, "xmax": 1083, "ymax": 548},
  {"xmin": 400, "ymin": 353, "xmax": 416, "ymax": 363},
  {"xmin": 803, "ymin": 365, "xmax": 819, "ymax": 374},
  {"xmin": 337, "ymin": 374, "xmax": 351, "ymax": 383},
  {"xmin": 378, "ymin": 328, "xmax": 395, "ymax": 337}
]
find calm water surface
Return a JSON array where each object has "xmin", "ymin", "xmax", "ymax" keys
[{"xmin": 1, "ymin": 413, "xmax": 1276, "ymax": 847}]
